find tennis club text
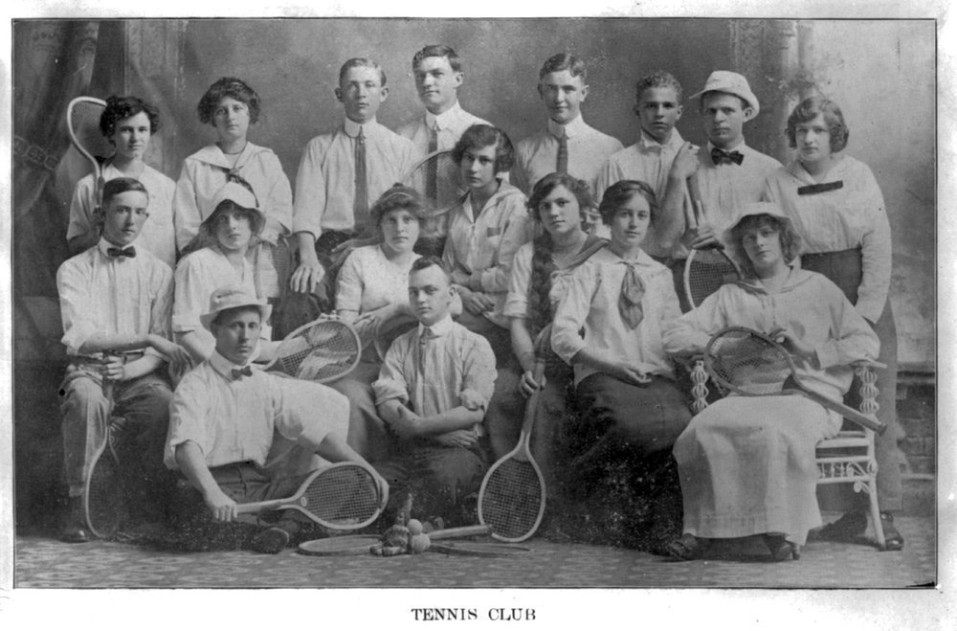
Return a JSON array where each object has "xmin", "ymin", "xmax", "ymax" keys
[{"xmin": 410, "ymin": 608, "xmax": 536, "ymax": 622}]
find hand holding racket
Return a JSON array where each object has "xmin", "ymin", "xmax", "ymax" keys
[
  {"xmin": 264, "ymin": 316, "xmax": 360, "ymax": 382},
  {"xmin": 236, "ymin": 462, "xmax": 387, "ymax": 530},
  {"xmin": 704, "ymin": 326, "xmax": 887, "ymax": 434},
  {"xmin": 682, "ymin": 174, "xmax": 741, "ymax": 309},
  {"xmin": 477, "ymin": 326, "xmax": 550, "ymax": 542}
]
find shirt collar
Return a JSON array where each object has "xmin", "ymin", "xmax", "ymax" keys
[
  {"xmin": 418, "ymin": 314, "xmax": 454, "ymax": 337},
  {"xmin": 547, "ymin": 114, "xmax": 587, "ymax": 139},
  {"xmin": 425, "ymin": 101, "xmax": 463, "ymax": 131},
  {"xmin": 343, "ymin": 117, "xmax": 378, "ymax": 138},
  {"xmin": 208, "ymin": 350, "xmax": 257, "ymax": 380},
  {"xmin": 637, "ymin": 128, "xmax": 684, "ymax": 152},
  {"xmin": 191, "ymin": 141, "xmax": 263, "ymax": 168},
  {"xmin": 97, "ymin": 236, "xmax": 139, "ymax": 258}
]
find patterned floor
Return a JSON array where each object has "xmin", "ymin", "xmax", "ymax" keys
[{"xmin": 14, "ymin": 515, "xmax": 935, "ymax": 589}]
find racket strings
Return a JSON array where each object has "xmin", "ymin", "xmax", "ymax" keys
[
  {"xmin": 302, "ymin": 467, "xmax": 380, "ymax": 526},
  {"xmin": 481, "ymin": 460, "xmax": 542, "ymax": 540},
  {"xmin": 86, "ymin": 449, "xmax": 122, "ymax": 537},
  {"xmin": 274, "ymin": 322, "xmax": 360, "ymax": 379},
  {"xmin": 708, "ymin": 332, "xmax": 791, "ymax": 395},
  {"xmin": 687, "ymin": 251, "xmax": 740, "ymax": 307}
]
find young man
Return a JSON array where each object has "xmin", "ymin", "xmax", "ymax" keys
[
  {"xmin": 513, "ymin": 53, "xmax": 623, "ymax": 200},
  {"xmin": 372, "ymin": 257, "xmax": 496, "ymax": 526},
  {"xmin": 662, "ymin": 70, "xmax": 783, "ymax": 253},
  {"xmin": 594, "ymin": 71, "xmax": 687, "ymax": 257},
  {"xmin": 165, "ymin": 285, "xmax": 386, "ymax": 553},
  {"xmin": 57, "ymin": 177, "xmax": 191, "ymax": 543},
  {"xmin": 289, "ymin": 58, "xmax": 417, "ymax": 306}
]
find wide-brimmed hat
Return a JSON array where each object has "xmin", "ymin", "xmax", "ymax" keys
[
  {"xmin": 200, "ymin": 284, "xmax": 271, "ymax": 330},
  {"xmin": 200, "ymin": 180, "xmax": 265, "ymax": 236},
  {"xmin": 690, "ymin": 70, "xmax": 760, "ymax": 118},
  {"xmin": 722, "ymin": 201, "xmax": 795, "ymax": 245}
]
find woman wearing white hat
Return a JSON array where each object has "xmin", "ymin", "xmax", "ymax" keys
[{"xmin": 662, "ymin": 202, "xmax": 878, "ymax": 561}]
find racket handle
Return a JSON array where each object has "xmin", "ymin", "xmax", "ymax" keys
[
  {"xmin": 797, "ymin": 389, "xmax": 888, "ymax": 435},
  {"xmin": 687, "ymin": 172, "xmax": 705, "ymax": 224},
  {"xmin": 428, "ymin": 525, "xmax": 492, "ymax": 540}
]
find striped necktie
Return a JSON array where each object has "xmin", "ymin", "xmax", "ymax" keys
[
  {"xmin": 354, "ymin": 126, "xmax": 369, "ymax": 229},
  {"xmin": 427, "ymin": 123, "xmax": 439, "ymax": 201},
  {"xmin": 618, "ymin": 263, "xmax": 645, "ymax": 329},
  {"xmin": 556, "ymin": 127, "xmax": 569, "ymax": 174}
]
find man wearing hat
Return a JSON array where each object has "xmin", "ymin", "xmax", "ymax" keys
[
  {"xmin": 662, "ymin": 70, "xmax": 783, "ymax": 256},
  {"xmin": 173, "ymin": 176, "xmax": 278, "ymax": 364},
  {"xmin": 165, "ymin": 284, "xmax": 385, "ymax": 553},
  {"xmin": 56, "ymin": 176, "xmax": 193, "ymax": 542}
]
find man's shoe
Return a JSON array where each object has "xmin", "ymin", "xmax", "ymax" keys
[
  {"xmin": 880, "ymin": 512, "xmax": 904, "ymax": 551},
  {"xmin": 811, "ymin": 510, "xmax": 868, "ymax": 541},
  {"xmin": 60, "ymin": 497, "xmax": 91, "ymax": 543}
]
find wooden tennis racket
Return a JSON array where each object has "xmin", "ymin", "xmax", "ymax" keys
[
  {"xmin": 295, "ymin": 524, "xmax": 491, "ymax": 556},
  {"xmin": 83, "ymin": 374, "xmax": 124, "ymax": 539},
  {"xmin": 401, "ymin": 149, "xmax": 466, "ymax": 257},
  {"xmin": 428, "ymin": 541, "xmax": 531, "ymax": 557},
  {"xmin": 67, "ymin": 96, "xmax": 110, "ymax": 211},
  {"xmin": 682, "ymin": 173, "xmax": 741, "ymax": 310},
  {"xmin": 704, "ymin": 326, "xmax": 886, "ymax": 434},
  {"xmin": 477, "ymin": 327, "xmax": 549, "ymax": 543},
  {"xmin": 264, "ymin": 317, "xmax": 361, "ymax": 382},
  {"xmin": 236, "ymin": 462, "xmax": 387, "ymax": 530}
]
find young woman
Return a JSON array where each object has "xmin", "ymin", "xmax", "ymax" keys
[
  {"xmin": 486, "ymin": 173, "xmax": 606, "ymax": 511},
  {"xmin": 662, "ymin": 202, "xmax": 879, "ymax": 561},
  {"xmin": 762, "ymin": 97, "xmax": 903, "ymax": 549},
  {"xmin": 67, "ymin": 95, "xmax": 176, "ymax": 268},
  {"xmin": 173, "ymin": 177, "xmax": 275, "ymax": 365},
  {"xmin": 550, "ymin": 180, "xmax": 690, "ymax": 548},
  {"xmin": 174, "ymin": 77, "xmax": 293, "ymax": 304},
  {"xmin": 442, "ymin": 124, "xmax": 531, "ymax": 362}
]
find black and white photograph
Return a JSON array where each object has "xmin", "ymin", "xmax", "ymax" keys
[{"xmin": 2, "ymin": 1, "xmax": 951, "ymax": 628}]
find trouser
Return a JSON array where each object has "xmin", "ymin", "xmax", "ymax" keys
[
  {"xmin": 455, "ymin": 310, "xmax": 513, "ymax": 368},
  {"xmin": 59, "ymin": 362, "xmax": 174, "ymax": 516},
  {"xmin": 329, "ymin": 360, "xmax": 391, "ymax": 463},
  {"xmin": 802, "ymin": 248, "xmax": 903, "ymax": 512}
]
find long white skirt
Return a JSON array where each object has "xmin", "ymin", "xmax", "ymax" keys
[{"xmin": 672, "ymin": 394, "xmax": 842, "ymax": 545}]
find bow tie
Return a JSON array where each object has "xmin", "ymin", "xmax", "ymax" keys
[
  {"xmin": 231, "ymin": 365, "xmax": 254, "ymax": 379},
  {"xmin": 107, "ymin": 246, "xmax": 136, "ymax": 258},
  {"xmin": 711, "ymin": 147, "xmax": 744, "ymax": 165}
]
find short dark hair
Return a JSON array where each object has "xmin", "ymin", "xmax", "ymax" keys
[
  {"xmin": 102, "ymin": 177, "xmax": 149, "ymax": 206},
  {"xmin": 635, "ymin": 70, "xmax": 683, "ymax": 103},
  {"xmin": 527, "ymin": 172, "xmax": 594, "ymax": 223},
  {"xmin": 412, "ymin": 44, "xmax": 461, "ymax": 72},
  {"xmin": 100, "ymin": 95, "xmax": 160, "ymax": 138},
  {"xmin": 409, "ymin": 255, "xmax": 451, "ymax": 281},
  {"xmin": 338, "ymin": 57, "xmax": 387, "ymax": 87},
  {"xmin": 371, "ymin": 184, "xmax": 428, "ymax": 228},
  {"xmin": 197, "ymin": 77, "xmax": 261, "ymax": 125},
  {"xmin": 452, "ymin": 124, "xmax": 515, "ymax": 174},
  {"xmin": 785, "ymin": 96, "xmax": 850, "ymax": 152},
  {"xmin": 729, "ymin": 214, "xmax": 803, "ymax": 277},
  {"xmin": 539, "ymin": 53, "xmax": 586, "ymax": 80},
  {"xmin": 597, "ymin": 180, "xmax": 657, "ymax": 225}
]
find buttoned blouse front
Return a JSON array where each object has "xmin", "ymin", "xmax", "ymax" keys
[
  {"xmin": 57, "ymin": 238, "xmax": 173, "ymax": 358},
  {"xmin": 292, "ymin": 118, "xmax": 418, "ymax": 238},
  {"xmin": 762, "ymin": 156, "xmax": 892, "ymax": 322},
  {"xmin": 551, "ymin": 247, "xmax": 681, "ymax": 385}
]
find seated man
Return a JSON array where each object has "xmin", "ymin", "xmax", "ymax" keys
[
  {"xmin": 57, "ymin": 177, "xmax": 191, "ymax": 543},
  {"xmin": 372, "ymin": 257, "xmax": 496, "ymax": 526},
  {"xmin": 165, "ymin": 285, "xmax": 385, "ymax": 553}
]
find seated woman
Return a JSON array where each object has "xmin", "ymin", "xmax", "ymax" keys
[
  {"xmin": 662, "ymin": 202, "xmax": 879, "ymax": 561},
  {"xmin": 173, "ymin": 177, "xmax": 276, "ymax": 366},
  {"xmin": 486, "ymin": 173, "xmax": 606, "ymax": 516},
  {"xmin": 442, "ymin": 124, "xmax": 532, "ymax": 363},
  {"xmin": 550, "ymin": 180, "xmax": 691, "ymax": 548},
  {"xmin": 174, "ymin": 77, "xmax": 293, "ymax": 306}
]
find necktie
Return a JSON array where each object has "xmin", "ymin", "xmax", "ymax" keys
[
  {"xmin": 711, "ymin": 147, "xmax": 744, "ymax": 165},
  {"xmin": 419, "ymin": 326, "xmax": 435, "ymax": 346},
  {"xmin": 231, "ymin": 365, "xmax": 253, "ymax": 379},
  {"xmin": 618, "ymin": 264, "xmax": 645, "ymax": 329},
  {"xmin": 556, "ymin": 128, "xmax": 569, "ymax": 174},
  {"xmin": 427, "ymin": 124, "xmax": 439, "ymax": 201},
  {"xmin": 354, "ymin": 126, "xmax": 369, "ymax": 229},
  {"xmin": 107, "ymin": 246, "xmax": 136, "ymax": 258}
]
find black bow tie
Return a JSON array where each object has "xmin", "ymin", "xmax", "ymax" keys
[
  {"xmin": 711, "ymin": 147, "xmax": 744, "ymax": 165},
  {"xmin": 231, "ymin": 365, "xmax": 254, "ymax": 379},
  {"xmin": 107, "ymin": 246, "xmax": 136, "ymax": 258}
]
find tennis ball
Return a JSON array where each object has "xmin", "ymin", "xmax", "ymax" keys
[
  {"xmin": 409, "ymin": 533, "xmax": 431, "ymax": 554},
  {"xmin": 407, "ymin": 519, "xmax": 424, "ymax": 535}
]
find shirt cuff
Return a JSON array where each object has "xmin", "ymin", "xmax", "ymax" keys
[
  {"xmin": 459, "ymin": 387, "xmax": 489, "ymax": 411},
  {"xmin": 372, "ymin": 379, "xmax": 410, "ymax": 407}
]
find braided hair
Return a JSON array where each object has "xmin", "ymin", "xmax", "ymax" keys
[{"xmin": 525, "ymin": 173, "xmax": 594, "ymax": 337}]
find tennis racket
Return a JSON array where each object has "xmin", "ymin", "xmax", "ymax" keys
[
  {"xmin": 428, "ymin": 541, "xmax": 531, "ymax": 557},
  {"xmin": 704, "ymin": 326, "xmax": 887, "ymax": 434},
  {"xmin": 477, "ymin": 327, "xmax": 550, "ymax": 543},
  {"xmin": 682, "ymin": 173, "xmax": 741, "ymax": 310},
  {"xmin": 295, "ymin": 524, "xmax": 491, "ymax": 556},
  {"xmin": 264, "ymin": 317, "xmax": 361, "ymax": 382},
  {"xmin": 401, "ymin": 149, "xmax": 466, "ymax": 257},
  {"xmin": 67, "ymin": 96, "xmax": 111, "ymax": 210},
  {"xmin": 236, "ymin": 462, "xmax": 387, "ymax": 530},
  {"xmin": 83, "ymin": 376, "xmax": 124, "ymax": 539},
  {"xmin": 373, "ymin": 314, "xmax": 420, "ymax": 362}
]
